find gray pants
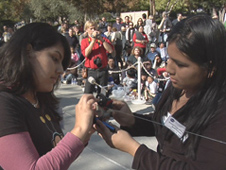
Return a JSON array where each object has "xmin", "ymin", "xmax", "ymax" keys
[{"xmin": 84, "ymin": 68, "xmax": 108, "ymax": 94}]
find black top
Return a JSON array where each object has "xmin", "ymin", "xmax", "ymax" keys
[
  {"xmin": 65, "ymin": 34, "xmax": 79, "ymax": 49},
  {"xmin": 0, "ymin": 92, "xmax": 63, "ymax": 156}
]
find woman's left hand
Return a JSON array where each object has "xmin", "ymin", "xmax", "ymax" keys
[{"xmin": 94, "ymin": 119, "xmax": 140, "ymax": 156}]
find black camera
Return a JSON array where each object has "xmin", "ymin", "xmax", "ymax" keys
[
  {"xmin": 94, "ymin": 57, "xmax": 102, "ymax": 68},
  {"xmin": 91, "ymin": 33, "xmax": 101, "ymax": 39},
  {"xmin": 96, "ymin": 34, "xmax": 101, "ymax": 39},
  {"xmin": 96, "ymin": 93, "xmax": 113, "ymax": 109},
  {"xmin": 94, "ymin": 93, "xmax": 116, "ymax": 133}
]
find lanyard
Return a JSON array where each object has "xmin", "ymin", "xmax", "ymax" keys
[{"xmin": 88, "ymin": 37, "xmax": 102, "ymax": 56}]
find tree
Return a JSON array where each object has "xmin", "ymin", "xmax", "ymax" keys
[
  {"xmin": 70, "ymin": 0, "xmax": 106, "ymax": 21},
  {"xmin": 29, "ymin": 0, "xmax": 68, "ymax": 22},
  {"xmin": 199, "ymin": 0, "xmax": 226, "ymax": 23},
  {"xmin": 180, "ymin": 0, "xmax": 226, "ymax": 23},
  {"xmin": 0, "ymin": 1, "xmax": 11, "ymax": 20},
  {"xmin": 150, "ymin": 0, "xmax": 156, "ymax": 16},
  {"xmin": 155, "ymin": 0, "xmax": 186, "ymax": 13},
  {"xmin": 0, "ymin": 0, "xmax": 30, "ymax": 21},
  {"xmin": 103, "ymin": 0, "xmax": 128, "ymax": 15},
  {"xmin": 0, "ymin": 0, "xmax": 225, "ymax": 25}
]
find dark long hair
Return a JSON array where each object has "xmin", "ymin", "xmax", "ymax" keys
[
  {"xmin": 154, "ymin": 14, "xmax": 226, "ymax": 159},
  {"xmin": 0, "ymin": 23, "xmax": 71, "ymax": 119}
]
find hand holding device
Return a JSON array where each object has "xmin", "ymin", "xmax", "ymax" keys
[{"xmin": 93, "ymin": 93, "xmax": 116, "ymax": 133}]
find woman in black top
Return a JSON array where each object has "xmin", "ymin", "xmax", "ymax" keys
[{"xmin": 95, "ymin": 14, "xmax": 226, "ymax": 170}]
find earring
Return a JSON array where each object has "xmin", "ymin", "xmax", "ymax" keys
[{"xmin": 208, "ymin": 68, "xmax": 216, "ymax": 78}]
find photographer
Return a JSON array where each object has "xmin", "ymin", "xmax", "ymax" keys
[
  {"xmin": 81, "ymin": 21, "xmax": 113, "ymax": 94},
  {"xmin": 158, "ymin": 11, "xmax": 172, "ymax": 45}
]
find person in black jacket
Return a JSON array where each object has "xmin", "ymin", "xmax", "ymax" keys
[
  {"xmin": 95, "ymin": 14, "xmax": 226, "ymax": 170},
  {"xmin": 65, "ymin": 27, "xmax": 79, "ymax": 50}
]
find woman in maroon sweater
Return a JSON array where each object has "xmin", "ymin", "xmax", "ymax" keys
[
  {"xmin": 132, "ymin": 25, "xmax": 148, "ymax": 56},
  {"xmin": 96, "ymin": 14, "xmax": 226, "ymax": 170}
]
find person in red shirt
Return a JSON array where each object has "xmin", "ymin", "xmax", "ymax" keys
[{"xmin": 81, "ymin": 21, "xmax": 113, "ymax": 94}]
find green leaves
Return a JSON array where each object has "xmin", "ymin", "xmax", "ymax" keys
[{"xmin": 0, "ymin": 0, "xmax": 225, "ymax": 25}]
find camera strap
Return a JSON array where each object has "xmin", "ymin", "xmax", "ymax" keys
[{"xmin": 88, "ymin": 37, "xmax": 102, "ymax": 57}]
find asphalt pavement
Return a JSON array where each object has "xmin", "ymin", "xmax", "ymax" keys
[{"xmin": 55, "ymin": 83, "xmax": 158, "ymax": 170}]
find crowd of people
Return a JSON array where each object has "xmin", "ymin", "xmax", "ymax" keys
[
  {"xmin": 53, "ymin": 12, "xmax": 226, "ymax": 108},
  {"xmin": 0, "ymin": 13, "xmax": 226, "ymax": 170},
  {"xmin": 54, "ymin": 13, "xmax": 178, "ymax": 106},
  {"xmin": 0, "ymin": 13, "xmax": 221, "ymax": 108}
]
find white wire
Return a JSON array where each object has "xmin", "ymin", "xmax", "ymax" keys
[
  {"xmin": 66, "ymin": 59, "xmax": 169, "ymax": 82},
  {"xmin": 108, "ymin": 61, "xmax": 138, "ymax": 74},
  {"xmin": 67, "ymin": 59, "xmax": 86, "ymax": 70},
  {"xmin": 131, "ymin": 114, "xmax": 226, "ymax": 145},
  {"xmin": 140, "ymin": 62, "xmax": 170, "ymax": 81}
]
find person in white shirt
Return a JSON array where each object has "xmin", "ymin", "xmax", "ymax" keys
[
  {"xmin": 123, "ymin": 68, "xmax": 137, "ymax": 94},
  {"xmin": 104, "ymin": 25, "xmax": 113, "ymax": 40},
  {"xmin": 144, "ymin": 75, "xmax": 157, "ymax": 102},
  {"xmin": 156, "ymin": 42, "xmax": 168, "ymax": 61}
]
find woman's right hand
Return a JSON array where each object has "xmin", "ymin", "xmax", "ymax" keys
[
  {"xmin": 71, "ymin": 94, "xmax": 97, "ymax": 144},
  {"xmin": 111, "ymin": 100, "xmax": 135, "ymax": 127}
]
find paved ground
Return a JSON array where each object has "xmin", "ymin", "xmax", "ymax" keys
[{"xmin": 55, "ymin": 84, "xmax": 158, "ymax": 170}]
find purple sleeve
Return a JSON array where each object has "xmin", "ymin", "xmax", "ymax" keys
[{"xmin": 0, "ymin": 131, "xmax": 84, "ymax": 170}]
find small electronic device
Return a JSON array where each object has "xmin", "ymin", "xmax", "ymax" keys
[
  {"xmin": 94, "ymin": 117, "xmax": 116, "ymax": 133},
  {"xmin": 94, "ymin": 93, "xmax": 116, "ymax": 133}
]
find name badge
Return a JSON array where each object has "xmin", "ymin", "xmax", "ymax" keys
[{"xmin": 164, "ymin": 116, "xmax": 186, "ymax": 139}]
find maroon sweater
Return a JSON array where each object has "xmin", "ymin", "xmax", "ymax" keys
[{"xmin": 122, "ymin": 98, "xmax": 226, "ymax": 169}]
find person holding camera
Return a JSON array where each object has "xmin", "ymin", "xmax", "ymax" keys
[
  {"xmin": 81, "ymin": 21, "xmax": 113, "ymax": 94},
  {"xmin": 158, "ymin": 11, "xmax": 172, "ymax": 45}
]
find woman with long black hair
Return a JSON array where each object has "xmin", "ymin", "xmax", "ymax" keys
[
  {"xmin": 0, "ymin": 23, "xmax": 97, "ymax": 169},
  {"xmin": 95, "ymin": 14, "xmax": 226, "ymax": 169}
]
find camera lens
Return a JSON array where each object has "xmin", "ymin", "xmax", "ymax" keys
[{"xmin": 94, "ymin": 57, "xmax": 102, "ymax": 68}]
